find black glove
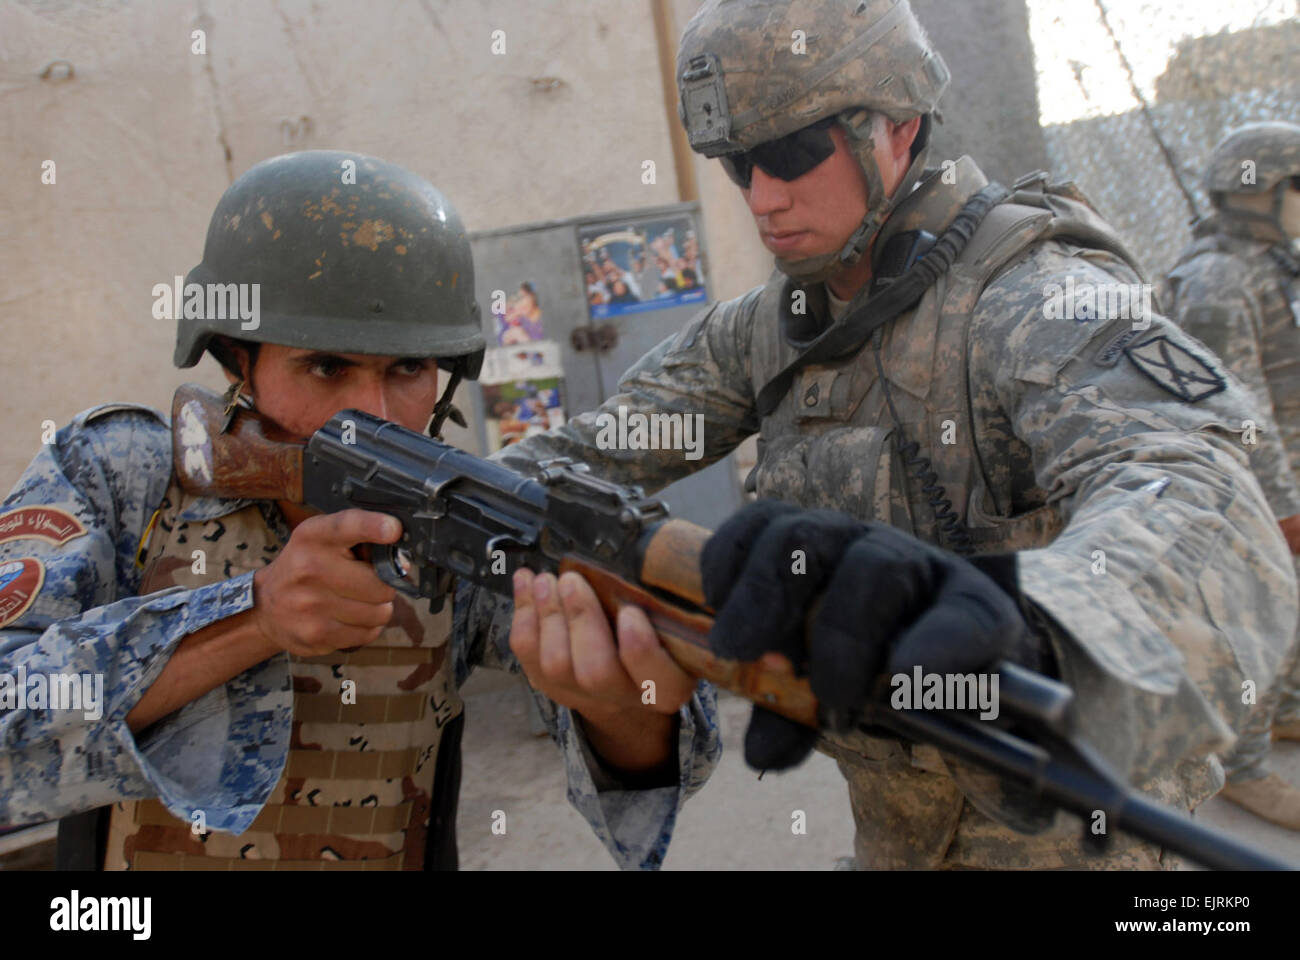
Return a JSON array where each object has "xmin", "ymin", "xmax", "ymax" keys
[{"xmin": 700, "ymin": 500, "xmax": 1047, "ymax": 772}]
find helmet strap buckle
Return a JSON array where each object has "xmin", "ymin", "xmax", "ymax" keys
[
  {"xmin": 219, "ymin": 379, "xmax": 255, "ymax": 434},
  {"xmin": 429, "ymin": 362, "xmax": 469, "ymax": 439}
]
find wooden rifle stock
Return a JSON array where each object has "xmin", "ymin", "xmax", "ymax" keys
[
  {"xmin": 563, "ymin": 535, "xmax": 819, "ymax": 728},
  {"xmin": 172, "ymin": 383, "xmax": 305, "ymax": 502}
]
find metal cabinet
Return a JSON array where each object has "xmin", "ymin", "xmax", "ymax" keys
[{"xmin": 468, "ymin": 202, "xmax": 742, "ymax": 528}]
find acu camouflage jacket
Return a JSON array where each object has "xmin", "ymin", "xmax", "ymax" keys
[{"xmin": 494, "ymin": 157, "xmax": 1297, "ymax": 868}]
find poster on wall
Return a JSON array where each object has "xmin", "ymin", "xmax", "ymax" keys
[
  {"xmin": 474, "ymin": 273, "xmax": 569, "ymax": 453},
  {"xmin": 492, "ymin": 280, "xmax": 546, "ymax": 345},
  {"xmin": 479, "ymin": 340, "xmax": 564, "ymax": 386},
  {"xmin": 578, "ymin": 213, "xmax": 707, "ymax": 320},
  {"xmin": 481, "ymin": 377, "xmax": 566, "ymax": 451}
]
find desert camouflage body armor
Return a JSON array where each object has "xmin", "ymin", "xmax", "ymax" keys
[{"xmin": 103, "ymin": 480, "xmax": 461, "ymax": 870}]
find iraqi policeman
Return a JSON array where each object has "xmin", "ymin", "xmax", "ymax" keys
[{"xmin": 0, "ymin": 151, "xmax": 720, "ymax": 871}]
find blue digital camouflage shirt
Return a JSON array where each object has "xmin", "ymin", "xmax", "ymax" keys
[{"xmin": 0, "ymin": 402, "xmax": 721, "ymax": 871}]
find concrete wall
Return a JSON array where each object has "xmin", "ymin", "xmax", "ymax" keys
[
  {"xmin": 1028, "ymin": 0, "xmax": 1300, "ymax": 279},
  {"xmin": 912, "ymin": 0, "xmax": 1051, "ymax": 184},
  {"xmin": 4, "ymin": 0, "xmax": 1296, "ymax": 491},
  {"xmin": 0, "ymin": 0, "xmax": 713, "ymax": 487}
]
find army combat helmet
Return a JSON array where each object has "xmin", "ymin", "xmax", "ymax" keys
[
  {"xmin": 1204, "ymin": 122, "xmax": 1300, "ymax": 242},
  {"xmin": 176, "ymin": 150, "xmax": 486, "ymax": 436},
  {"xmin": 676, "ymin": 0, "xmax": 950, "ymax": 282}
]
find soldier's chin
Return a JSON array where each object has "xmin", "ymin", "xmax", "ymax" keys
[{"xmin": 774, "ymin": 250, "xmax": 845, "ymax": 285}]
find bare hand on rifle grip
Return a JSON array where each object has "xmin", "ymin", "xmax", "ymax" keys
[
  {"xmin": 509, "ymin": 569, "xmax": 696, "ymax": 720},
  {"xmin": 509, "ymin": 568, "xmax": 696, "ymax": 776},
  {"xmin": 251, "ymin": 508, "xmax": 402, "ymax": 657}
]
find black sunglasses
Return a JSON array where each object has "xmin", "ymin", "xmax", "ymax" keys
[{"xmin": 719, "ymin": 117, "xmax": 839, "ymax": 189}]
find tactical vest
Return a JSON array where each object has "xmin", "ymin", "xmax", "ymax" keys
[
  {"xmin": 103, "ymin": 480, "xmax": 463, "ymax": 870},
  {"xmin": 747, "ymin": 159, "xmax": 1177, "ymax": 868},
  {"xmin": 1167, "ymin": 231, "xmax": 1300, "ymax": 480}
]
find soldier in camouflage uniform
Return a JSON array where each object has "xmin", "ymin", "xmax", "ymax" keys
[
  {"xmin": 0, "ymin": 151, "xmax": 721, "ymax": 871},
  {"xmin": 1163, "ymin": 122, "xmax": 1300, "ymax": 830},
  {"xmin": 494, "ymin": 0, "xmax": 1297, "ymax": 868}
]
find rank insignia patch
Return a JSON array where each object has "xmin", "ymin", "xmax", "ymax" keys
[
  {"xmin": 0, "ymin": 557, "xmax": 44, "ymax": 628},
  {"xmin": 1123, "ymin": 336, "xmax": 1226, "ymax": 402}
]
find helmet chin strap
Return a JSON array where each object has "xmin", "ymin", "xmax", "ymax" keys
[
  {"xmin": 212, "ymin": 341, "xmax": 258, "ymax": 430},
  {"xmin": 428, "ymin": 358, "xmax": 469, "ymax": 439},
  {"xmin": 773, "ymin": 111, "xmax": 932, "ymax": 285}
]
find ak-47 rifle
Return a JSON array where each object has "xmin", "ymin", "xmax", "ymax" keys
[{"xmin": 171, "ymin": 382, "xmax": 1294, "ymax": 871}]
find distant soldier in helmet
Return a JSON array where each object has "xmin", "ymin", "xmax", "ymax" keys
[
  {"xmin": 0, "ymin": 151, "xmax": 720, "ymax": 871},
  {"xmin": 496, "ymin": 0, "xmax": 1297, "ymax": 868},
  {"xmin": 1164, "ymin": 122, "xmax": 1300, "ymax": 830}
]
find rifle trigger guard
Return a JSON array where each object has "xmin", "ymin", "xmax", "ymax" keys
[{"xmin": 371, "ymin": 542, "xmax": 421, "ymax": 598}]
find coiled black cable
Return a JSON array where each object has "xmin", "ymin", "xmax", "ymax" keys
[
  {"xmin": 755, "ymin": 183, "xmax": 1012, "ymax": 419},
  {"xmin": 872, "ymin": 329, "xmax": 975, "ymax": 557}
]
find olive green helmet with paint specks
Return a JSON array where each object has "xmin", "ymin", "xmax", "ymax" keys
[
  {"xmin": 677, "ymin": 0, "xmax": 950, "ymax": 281},
  {"xmin": 175, "ymin": 150, "xmax": 485, "ymax": 382}
]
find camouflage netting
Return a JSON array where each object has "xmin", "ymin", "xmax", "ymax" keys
[
  {"xmin": 1028, "ymin": 1, "xmax": 1299, "ymax": 280},
  {"xmin": 910, "ymin": 0, "xmax": 1297, "ymax": 280}
]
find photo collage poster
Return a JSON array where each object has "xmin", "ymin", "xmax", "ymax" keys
[
  {"xmin": 579, "ymin": 213, "xmax": 707, "ymax": 320},
  {"xmin": 479, "ymin": 280, "xmax": 566, "ymax": 452}
]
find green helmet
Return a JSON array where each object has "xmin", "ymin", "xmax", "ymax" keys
[
  {"xmin": 1204, "ymin": 122, "xmax": 1300, "ymax": 244},
  {"xmin": 677, "ymin": 0, "xmax": 950, "ymax": 282},
  {"xmin": 1205, "ymin": 122, "xmax": 1300, "ymax": 196},
  {"xmin": 176, "ymin": 150, "xmax": 485, "ymax": 383}
]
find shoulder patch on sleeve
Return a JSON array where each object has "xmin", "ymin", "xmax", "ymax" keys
[
  {"xmin": 1123, "ymin": 335, "xmax": 1227, "ymax": 402},
  {"xmin": 0, "ymin": 507, "xmax": 87, "ymax": 546},
  {"xmin": 0, "ymin": 557, "xmax": 45, "ymax": 627}
]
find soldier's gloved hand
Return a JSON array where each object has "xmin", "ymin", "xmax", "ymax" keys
[{"xmin": 700, "ymin": 500, "xmax": 1048, "ymax": 771}]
